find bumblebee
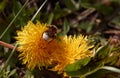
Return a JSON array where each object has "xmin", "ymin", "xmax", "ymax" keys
[{"xmin": 42, "ymin": 25, "xmax": 58, "ymax": 42}]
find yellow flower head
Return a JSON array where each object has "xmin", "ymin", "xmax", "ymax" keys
[
  {"xmin": 52, "ymin": 35, "xmax": 94, "ymax": 72},
  {"xmin": 15, "ymin": 21, "xmax": 94, "ymax": 72},
  {"xmin": 16, "ymin": 21, "xmax": 52, "ymax": 69}
]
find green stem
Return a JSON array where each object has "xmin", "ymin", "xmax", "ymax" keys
[
  {"xmin": 0, "ymin": 0, "xmax": 29, "ymax": 74},
  {"xmin": 80, "ymin": 67, "xmax": 101, "ymax": 78},
  {"xmin": 0, "ymin": 0, "xmax": 29, "ymax": 39},
  {"xmin": 0, "ymin": 44, "xmax": 18, "ymax": 74},
  {"xmin": 47, "ymin": 12, "xmax": 54, "ymax": 24},
  {"xmin": 31, "ymin": 0, "xmax": 47, "ymax": 21},
  {"xmin": 80, "ymin": 66, "xmax": 120, "ymax": 78},
  {"xmin": 0, "ymin": 0, "xmax": 47, "ymax": 75}
]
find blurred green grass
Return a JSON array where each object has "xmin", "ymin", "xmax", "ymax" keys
[{"xmin": 0, "ymin": 0, "xmax": 120, "ymax": 78}]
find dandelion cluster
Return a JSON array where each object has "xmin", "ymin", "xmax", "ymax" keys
[{"xmin": 15, "ymin": 21, "xmax": 93, "ymax": 72}]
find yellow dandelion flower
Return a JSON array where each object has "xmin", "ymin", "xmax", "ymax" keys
[
  {"xmin": 15, "ymin": 21, "xmax": 52, "ymax": 69},
  {"xmin": 15, "ymin": 21, "xmax": 94, "ymax": 72},
  {"xmin": 51, "ymin": 35, "xmax": 93, "ymax": 72}
]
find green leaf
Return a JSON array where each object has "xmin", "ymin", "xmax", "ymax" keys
[
  {"xmin": 65, "ymin": 63, "xmax": 80, "ymax": 72},
  {"xmin": 80, "ymin": 0, "xmax": 95, "ymax": 8},
  {"xmin": 79, "ymin": 21, "xmax": 94, "ymax": 33},
  {"xmin": 66, "ymin": 63, "xmax": 103, "ymax": 77},
  {"xmin": 88, "ymin": 69, "xmax": 113, "ymax": 78},
  {"xmin": 77, "ymin": 57, "xmax": 91, "ymax": 66},
  {"xmin": 94, "ymin": 4, "xmax": 113, "ymax": 15},
  {"xmin": 60, "ymin": 19, "xmax": 70, "ymax": 36},
  {"xmin": 106, "ymin": 56, "xmax": 118, "ymax": 65},
  {"xmin": 10, "ymin": 0, "xmax": 35, "ymax": 27},
  {"xmin": 111, "ymin": 16, "xmax": 120, "ymax": 26},
  {"xmin": 65, "ymin": 57, "xmax": 91, "ymax": 72},
  {"xmin": 81, "ymin": 3, "xmax": 94, "ymax": 8},
  {"xmin": 8, "ymin": 69, "xmax": 16, "ymax": 77},
  {"xmin": 47, "ymin": 12, "xmax": 54, "ymax": 24},
  {"xmin": 0, "ymin": 0, "xmax": 6, "ymax": 12},
  {"xmin": 54, "ymin": 3, "xmax": 71, "ymax": 19},
  {"xmin": 62, "ymin": 0, "xmax": 80, "ymax": 10},
  {"xmin": 95, "ymin": 43, "xmax": 111, "ymax": 59}
]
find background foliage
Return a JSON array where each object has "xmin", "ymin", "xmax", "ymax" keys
[{"xmin": 0, "ymin": 0, "xmax": 120, "ymax": 78}]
